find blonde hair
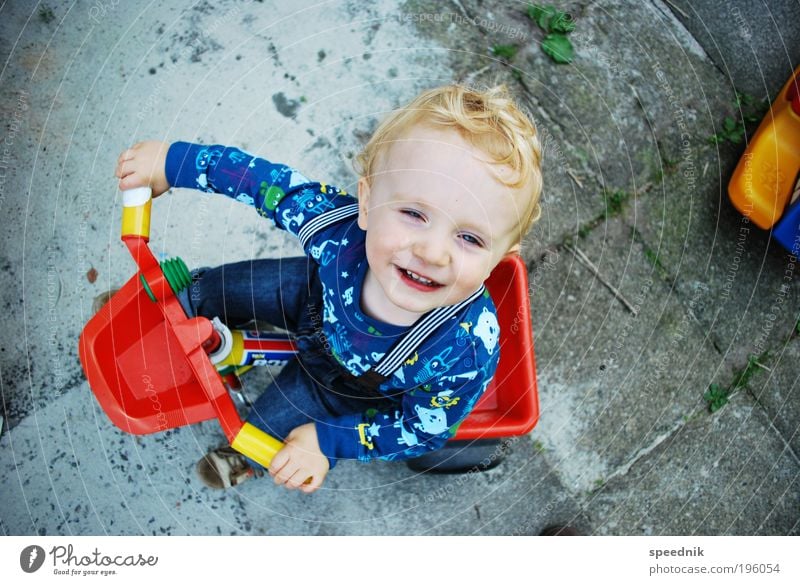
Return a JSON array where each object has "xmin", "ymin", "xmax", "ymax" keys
[{"xmin": 354, "ymin": 85, "xmax": 543, "ymax": 242}]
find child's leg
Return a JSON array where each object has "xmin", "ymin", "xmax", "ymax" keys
[
  {"xmin": 242, "ymin": 356, "xmax": 333, "ymax": 471},
  {"xmin": 195, "ymin": 352, "xmax": 334, "ymax": 488},
  {"xmin": 182, "ymin": 256, "xmax": 316, "ymax": 330}
]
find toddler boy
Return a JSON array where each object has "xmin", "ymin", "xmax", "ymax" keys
[{"xmin": 115, "ymin": 85, "xmax": 542, "ymax": 493}]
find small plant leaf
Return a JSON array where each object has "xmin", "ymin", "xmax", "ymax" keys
[
  {"xmin": 541, "ymin": 33, "xmax": 574, "ymax": 63},
  {"xmin": 736, "ymin": 91, "xmax": 754, "ymax": 107},
  {"xmin": 704, "ymin": 383, "xmax": 730, "ymax": 413},
  {"xmin": 528, "ymin": 4, "xmax": 557, "ymax": 30},
  {"xmin": 492, "ymin": 44, "xmax": 518, "ymax": 60},
  {"xmin": 710, "ymin": 397, "xmax": 727, "ymax": 412},
  {"xmin": 549, "ymin": 12, "xmax": 575, "ymax": 33}
]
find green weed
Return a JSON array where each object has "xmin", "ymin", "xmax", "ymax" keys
[
  {"xmin": 38, "ymin": 5, "xmax": 55, "ymax": 23},
  {"xmin": 492, "ymin": 44, "xmax": 519, "ymax": 61},
  {"xmin": 704, "ymin": 353, "xmax": 769, "ymax": 413},
  {"xmin": 604, "ymin": 190, "xmax": 629, "ymax": 218},
  {"xmin": 708, "ymin": 92, "xmax": 769, "ymax": 145},
  {"xmin": 526, "ymin": 4, "xmax": 576, "ymax": 64}
]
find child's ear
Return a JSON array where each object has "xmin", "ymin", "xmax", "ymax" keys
[{"xmin": 357, "ymin": 177, "xmax": 371, "ymax": 230}]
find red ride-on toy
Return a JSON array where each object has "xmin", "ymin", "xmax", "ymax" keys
[{"xmin": 79, "ymin": 188, "xmax": 540, "ymax": 475}]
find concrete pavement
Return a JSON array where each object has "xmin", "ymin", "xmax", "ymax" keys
[{"xmin": 0, "ymin": 0, "xmax": 797, "ymax": 535}]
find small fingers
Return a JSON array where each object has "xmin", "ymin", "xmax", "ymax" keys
[
  {"xmin": 116, "ymin": 146, "xmax": 140, "ymax": 170},
  {"xmin": 269, "ymin": 452, "xmax": 295, "ymax": 486},
  {"xmin": 115, "ymin": 156, "xmax": 138, "ymax": 180},
  {"xmin": 268, "ymin": 448, "xmax": 290, "ymax": 476},
  {"xmin": 273, "ymin": 465, "xmax": 302, "ymax": 489},
  {"xmin": 118, "ymin": 173, "xmax": 143, "ymax": 191},
  {"xmin": 299, "ymin": 475, "xmax": 322, "ymax": 494},
  {"xmin": 117, "ymin": 148, "xmax": 135, "ymax": 163},
  {"xmin": 285, "ymin": 471, "xmax": 314, "ymax": 490}
]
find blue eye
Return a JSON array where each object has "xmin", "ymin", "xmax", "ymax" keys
[
  {"xmin": 460, "ymin": 233, "xmax": 484, "ymax": 247},
  {"xmin": 402, "ymin": 209, "xmax": 424, "ymax": 220}
]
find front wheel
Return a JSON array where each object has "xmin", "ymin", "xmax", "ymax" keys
[{"xmin": 405, "ymin": 439, "xmax": 507, "ymax": 474}]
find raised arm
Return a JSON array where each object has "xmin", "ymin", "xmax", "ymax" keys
[{"xmin": 163, "ymin": 141, "xmax": 355, "ymax": 239}]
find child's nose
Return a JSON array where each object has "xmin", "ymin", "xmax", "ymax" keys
[{"xmin": 412, "ymin": 236, "xmax": 449, "ymax": 267}]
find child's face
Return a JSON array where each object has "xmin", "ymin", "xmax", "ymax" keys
[{"xmin": 357, "ymin": 124, "xmax": 524, "ymax": 326}]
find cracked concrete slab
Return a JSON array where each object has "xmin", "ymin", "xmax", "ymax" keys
[
  {"xmin": 627, "ymin": 146, "xmax": 800, "ymax": 372},
  {"xmin": 742, "ymin": 335, "xmax": 800, "ymax": 458},
  {"xmin": 0, "ymin": 379, "xmax": 586, "ymax": 535},
  {"xmin": 665, "ymin": 0, "xmax": 800, "ymax": 99},
  {"xmin": 587, "ymin": 392, "xmax": 800, "ymax": 535},
  {"xmin": 529, "ymin": 214, "xmax": 724, "ymax": 494}
]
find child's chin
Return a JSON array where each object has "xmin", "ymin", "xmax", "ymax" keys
[{"xmin": 387, "ymin": 294, "xmax": 437, "ymax": 317}]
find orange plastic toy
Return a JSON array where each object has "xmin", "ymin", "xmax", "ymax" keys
[
  {"xmin": 79, "ymin": 188, "xmax": 539, "ymax": 472},
  {"xmin": 728, "ymin": 66, "xmax": 800, "ymax": 232}
]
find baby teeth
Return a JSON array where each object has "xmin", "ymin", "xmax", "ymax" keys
[{"xmin": 405, "ymin": 269, "xmax": 434, "ymax": 285}]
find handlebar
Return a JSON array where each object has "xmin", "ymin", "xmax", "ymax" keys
[{"xmin": 116, "ymin": 187, "xmax": 287, "ymax": 471}]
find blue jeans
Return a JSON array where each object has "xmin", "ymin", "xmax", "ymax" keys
[{"xmin": 181, "ymin": 257, "xmax": 397, "ymax": 469}]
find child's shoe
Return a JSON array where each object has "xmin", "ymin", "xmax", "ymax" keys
[{"xmin": 196, "ymin": 446, "xmax": 264, "ymax": 489}]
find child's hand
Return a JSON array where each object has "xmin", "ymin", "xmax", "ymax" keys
[
  {"xmin": 115, "ymin": 141, "xmax": 171, "ymax": 197},
  {"xmin": 269, "ymin": 423, "xmax": 329, "ymax": 494}
]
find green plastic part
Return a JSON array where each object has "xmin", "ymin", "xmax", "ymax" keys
[
  {"xmin": 139, "ymin": 257, "xmax": 190, "ymax": 303},
  {"xmin": 139, "ymin": 273, "xmax": 157, "ymax": 303},
  {"xmin": 160, "ymin": 257, "xmax": 192, "ymax": 294}
]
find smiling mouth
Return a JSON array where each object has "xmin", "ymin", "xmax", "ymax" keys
[{"xmin": 397, "ymin": 266, "xmax": 444, "ymax": 288}]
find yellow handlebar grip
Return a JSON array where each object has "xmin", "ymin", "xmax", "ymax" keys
[
  {"xmin": 231, "ymin": 422, "xmax": 284, "ymax": 469},
  {"xmin": 121, "ymin": 187, "xmax": 153, "ymax": 239},
  {"xmin": 121, "ymin": 200, "xmax": 152, "ymax": 238}
]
